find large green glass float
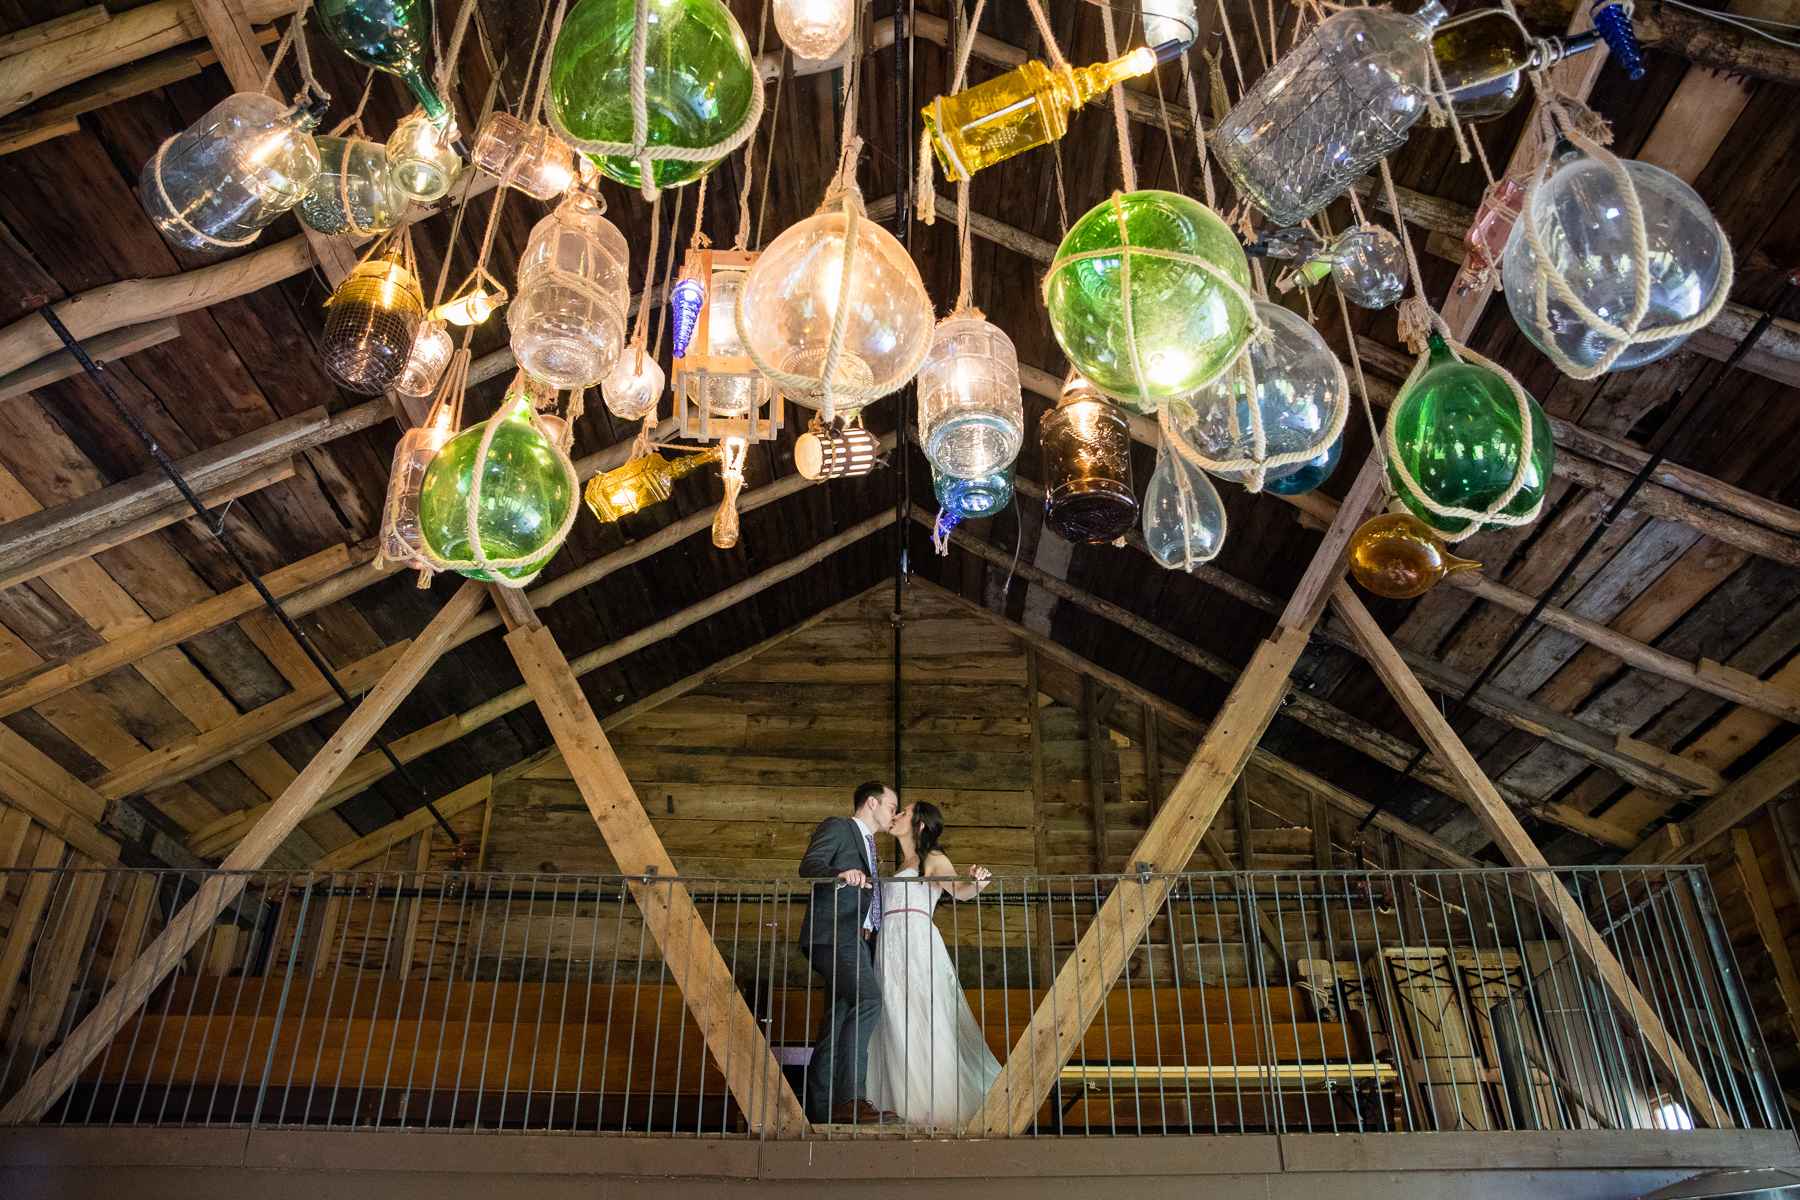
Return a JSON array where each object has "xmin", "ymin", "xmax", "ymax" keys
[
  {"xmin": 418, "ymin": 399, "xmax": 579, "ymax": 586},
  {"xmin": 1043, "ymin": 190, "xmax": 1253, "ymax": 413},
  {"xmin": 548, "ymin": 0, "xmax": 759, "ymax": 190},
  {"xmin": 1385, "ymin": 333, "xmax": 1553, "ymax": 538},
  {"xmin": 315, "ymin": 0, "xmax": 449, "ymax": 125}
]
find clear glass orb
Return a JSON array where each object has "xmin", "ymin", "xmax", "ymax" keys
[
  {"xmin": 418, "ymin": 404, "xmax": 576, "ymax": 584},
  {"xmin": 918, "ymin": 315, "xmax": 1024, "ymax": 480},
  {"xmin": 1143, "ymin": 444, "xmax": 1227, "ymax": 569},
  {"xmin": 510, "ymin": 191, "xmax": 631, "ymax": 388},
  {"xmin": 1263, "ymin": 434, "xmax": 1341, "ymax": 496},
  {"xmin": 738, "ymin": 205, "xmax": 935, "ymax": 414},
  {"xmin": 603, "ymin": 352, "xmax": 665, "ymax": 420},
  {"xmin": 298, "ymin": 136, "xmax": 405, "ymax": 236},
  {"xmin": 773, "ymin": 0, "xmax": 854, "ymax": 59},
  {"xmin": 394, "ymin": 320, "xmax": 454, "ymax": 399},
  {"xmin": 386, "ymin": 110, "xmax": 460, "ymax": 201},
  {"xmin": 683, "ymin": 269, "xmax": 772, "ymax": 416},
  {"xmin": 1044, "ymin": 190, "xmax": 1254, "ymax": 411},
  {"xmin": 1170, "ymin": 301, "xmax": 1347, "ymax": 489},
  {"xmin": 933, "ymin": 465, "xmax": 1013, "ymax": 519},
  {"xmin": 1331, "ymin": 225, "xmax": 1407, "ymax": 309},
  {"xmin": 1502, "ymin": 141, "xmax": 1728, "ymax": 372},
  {"xmin": 549, "ymin": 0, "xmax": 758, "ymax": 190}
]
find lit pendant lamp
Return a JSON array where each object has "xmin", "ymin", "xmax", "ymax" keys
[
  {"xmin": 387, "ymin": 108, "xmax": 461, "ymax": 202},
  {"xmin": 602, "ymin": 351, "xmax": 666, "ymax": 420},
  {"xmin": 509, "ymin": 188, "xmax": 631, "ymax": 388},
  {"xmin": 472, "ymin": 110, "xmax": 577, "ymax": 200},
  {"xmin": 794, "ymin": 422, "xmax": 880, "ymax": 480},
  {"xmin": 1040, "ymin": 375, "xmax": 1138, "ymax": 545},
  {"xmin": 673, "ymin": 248, "xmax": 782, "ymax": 442},
  {"xmin": 379, "ymin": 349, "xmax": 467, "ymax": 574},
  {"xmin": 918, "ymin": 313, "xmax": 1024, "ymax": 481},
  {"xmin": 774, "ymin": 0, "xmax": 855, "ymax": 60},
  {"xmin": 140, "ymin": 94, "xmax": 326, "ymax": 253},
  {"xmin": 320, "ymin": 237, "xmax": 426, "ymax": 395},
  {"xmin": 584, "ymin": 447, "xmax": 721, "ymax": 522},
  {"xmin": 394, "ymin": 320, "xmax": 455, "ymax": 400}
]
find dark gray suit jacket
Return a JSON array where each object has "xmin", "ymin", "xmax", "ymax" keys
[{"xmin": 798, "ymin": 816, "xmax": 875, "ymax": 948}]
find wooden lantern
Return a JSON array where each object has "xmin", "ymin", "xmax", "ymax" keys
[
  {"xmin": 673, "ymin": 247, "xmax": 785, "ymax": 444},
  {"xmin": 795, "ymin": 424, "xmax": 879, "ymax": 479}
]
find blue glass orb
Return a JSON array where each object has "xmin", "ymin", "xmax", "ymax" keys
[
  {"xmin": 933, "ymin": 465, "xmax": 1014, "ymax": 519},
  {"xmin": 1263, "ymin": 434, "xmax": 1342, "ymax": 495}
]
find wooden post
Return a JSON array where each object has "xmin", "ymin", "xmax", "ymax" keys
[
  {"xmin": 1083, "ymin": 674, "xmax": 1109, "ymax": 874},
  {"xmin": 387, "ymin": 831, "xmax": 430, "ymax": 982},
  {"xmin": 1329, "ymin": 581, "xmax": 1730, "ymax": 1128},
  {"xmin": 1310, "ymin": 787, "xmax": 1333, "ymax": 871},
  {"xmin": 970, "ymin": 455, "xmax": 1387, "ymax": 1136},
  {"xmin": 1142, "ymin": 708, "xmax": 1162, "ymax": 821},
  {"xmin": 1233, "ymin": 778, "xmax": 1257, "ymax": 872},
  {"xmin": 496, "ymin": 604, "xmax": 809, "ymax": 1138},
  {"xmin": 0, "ymin": 580, "xmax": 488, "ymax": 1124},
  {"xmin": 1730, "ymin": 828, "xmax": 1800, "ymax": 1045}
]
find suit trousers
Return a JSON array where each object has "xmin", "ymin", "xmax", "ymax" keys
[{"xmin": 801, "ymin": 930, "xmax": 880, "ymax": 1122}]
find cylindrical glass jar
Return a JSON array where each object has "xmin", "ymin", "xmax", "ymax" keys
[
  {"xmin": 321, "ymin": 250, "xmax": 426, "ymax": 394},
  {"xmin": 140, "ymin": 94, "xmax": 323, "ymax": 252},
  {"xmin": 918, "ymin": 315, "xmax": 1024, "ymax": 480},
  {"xmin": 297, "ymin": 136, "xmax": 406, "ymax": 236},
  {"xmin": 394, "ymin": 321, "xmax": 455, "ymax": 399},
  {"xmin": 387, "ymin": 110, "xmax": 461, "ymax": 202},
  {"xmin": 471, "ymin": 111, "xmax": 576, "ymax": 199},
  {"xmin": 509, "ymin": 190, "xmax": 631, "ymax": 388},
  {"xmin": 380, "ymin": 418, "xmax": 456, "ymax": 566},
  {"xmin": 933, "ymin": 465, "xmax": 1013, "ymax": 519},
  {"xmin": 1041, "ymin": 378, "xmax": 1138, "ymax": 544}
]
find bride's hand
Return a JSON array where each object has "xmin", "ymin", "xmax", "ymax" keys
[{"xmin": 969, "ymin": 866, "xmax": 992, "ymax": 893}]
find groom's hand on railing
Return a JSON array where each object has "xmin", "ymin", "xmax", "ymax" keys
[{"xmin": 838, "ymin": 869, "xmax": 872, "ymax": 888}]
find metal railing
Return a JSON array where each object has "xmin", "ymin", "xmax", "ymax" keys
[{"xmin": 0, "ymin": 864, "xmax": 1782, "ymax": 1137}]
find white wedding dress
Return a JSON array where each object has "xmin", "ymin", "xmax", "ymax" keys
[{"xmin": 864, "ymin": 868, "xmax": 1003, "ymax": 1129}]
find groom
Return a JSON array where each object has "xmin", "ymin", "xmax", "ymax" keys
[{"xmin": 798, "ymin": 780, "xmax": 898, "ymax": 1124}]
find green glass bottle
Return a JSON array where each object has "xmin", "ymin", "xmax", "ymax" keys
[
  {"xmin": 1386, "ymin": 333, "xmax": 1553, "ymax": 537},
  {"xmin": 548, "ymin": 0, "xmax": 757, "ymax": 190},
  {"xmin": 1043, "ymin": 190, "xmax": 1253, "ymax": 412},
  {"xmin": 418, "ymin": 404, "xmax": 576, "ymax": 583},
  {"xmin": 315, "ymin": 0, "xmax": 449, "ymax": 126}
]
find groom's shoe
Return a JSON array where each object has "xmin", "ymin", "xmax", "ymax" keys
[{"xmin": 829, "ymin": 1099, "xmax": 890, "ymax": 1125}]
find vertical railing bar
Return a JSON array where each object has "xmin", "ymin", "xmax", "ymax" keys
[
  {"xmin": 211, "ymin": 873, "xmax": 267, "ymax": 1126},
  {"xmin": 348, "ymin": 866, "xmax": 405, "ymax": 1128},
  {"xmin": 1314, "ymin": 871, "xmax": 1349, "ymax": 1134},
  {"xmin": 1638, "ymin": 868, "xmax": 1720, "ymax": 1126},
  {"xmin": 444, "ymin": 873, "xmax": 494, "ymax": 1131},
  {"xmin": 1677, "ymin": 867, "xmax": 1759, "ymax": 1127},
  {"xmin": 1363, "ymin": 864, "xmax": 1414, "ymax": 1133},
  {"xmin": 403, "ymin": 869, "xmax": 447, "ymax": 1130},
  {"xmin": 1234, "ymin": 870, "xmax": 1266, "ymax": 1132},
  {"xmin": 544, "ymin": 877, "xmax": 575, "ymax": 1132},
  {"xmin": 650, "ymin": 879, "xmax": 675, "ymax": 1134},
  {"xmin": 1276, "ymin": 872, "xmax": 1308, "ymax": 1134},
  {"xmin": 1606, "ymin": 868, "xmax": 1671, "ymax": 1127},
  {"xmin": 571, "ymin": 879, "xmax": 599, "ymax": 1133},
  {"xmin": 598, "ymin": 877, "xmax": 627, "ymax": 1132},
  {"xmin": 520, "ymin": 875, "xmax": 558, "ymax": 1130},
  {"xmin": 1503, "ymin": 870, "xmax": 1571, "ymax": 1130},
  {"xmin": 469, "ymin": 872, "xmax": 516, "ymax": 1132},
  {"xmin": 127, "ymin": 872, "xmax": 187, "ymax": 1128},
  {"xmin": 1452, "ymin": 871, "xmax": 1495, "ymax": 1130},
  {"xmin": 275, "ymin": 875, "xmax": 327, "ymax": 1126},
  {"xmin": 95, "ymin": 869, "xmax": 164, "ymax": 1127},
  {"xmin": 1410, "ymin": 871, "xmax": 1459, "ymax": 1132},
  {"xmin": 1164, "ymin": 881, "xmax": 1192, "ymax": 1135},
  {"xmin": 1577, "ymin": 869, "xmax": 1642, "ymax": 1129},
  {"xmin": 57, "ymin": 868, "xmax": 122, "ymax": 1126},
  {"xmin": 160, "ymin": 890, "xmax": 217, "ymax": 1128},
  {"xmin": 224, "ymin": 875, "xmax": 283, "ymax": 1126},
  {"xmin": 374, "ymin": 866, "xmax": 420, "ymax": 1129},
  {"xmin": 497, "ymin": 873, "xmax": 542, "ymax": 1131},
  {"xmin": 252, "ymin": 872, "xmax": 315, "ymax": 1130},
  {"xmin": 1141, "ymin": 873, "xmax": 1165, "ymax": 1135},
  {"xmin": 623, "ymin": 874, "xmax": 652, "ymax": 1134}
]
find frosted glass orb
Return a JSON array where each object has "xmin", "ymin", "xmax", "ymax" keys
[
  {"xmin": 1169, "ymin": 302, "xmax": 1347, "ymax": 489},
  {"xmin": 1044, "ymin": 190, "xmax": 1253, "ymax": 412},
  {"xmin": 918, "ymin": 315, "xmax": 1024, "ymax": 480},
  {"xmin": 737, "ymin": 204, "xmax": 934, "ymax": 415},
  {"xmin": 1502, "ymin": 141, "xmax": 1728, "ymax": 373},
  {"xmin": 602, "ymin": 352, "xmax": 665, "ymax": 420},
  {"xmin": 774, "ymin": 0, "xmax": 854, "ymax": 60},
  {"xmin": 1143, "ymin": 445, "xmax": 1226, "ymax": 569}
]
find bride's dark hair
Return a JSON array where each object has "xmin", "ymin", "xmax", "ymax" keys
[{"xmin": 910, "ymin": 801, "xmax": 945, "ymax": 861}]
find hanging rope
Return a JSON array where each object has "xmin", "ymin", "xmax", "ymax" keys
[
  {"xmin": 540, "ymin": 0, "xmax": 766, "ymax": 200},
  {"xmin": 434, "ymin": 0, "xmax": 483, "ymax": 114},
  {"xmin": 1099, "ymin": 2, "xmax": 1138, "ymax": 193},
  {"xmin": 260, "ymin": 0, "xmax": 330, "ymax": 105},
  {"xmin": 734, "ymin": 0, "xmax": 773, "ymax": 250},
  {"xmin": 917, "ymin": 0, "xmax": 986, "ymax": 225}
]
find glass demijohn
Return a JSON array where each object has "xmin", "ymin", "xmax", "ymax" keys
[
  {"xmin": 774, "ymin": 0, "xmax": 855, "ymax": 60},
  {"xmin": 1169, "ymin": 302, "xmax": 1347, "ymax": 489},
  {"xmin": 1349, "ymin": 512, "xmax": 1482, "ymax": 599},
  {"xmin": 297, "ymin": 136, "xmax": 406, "ymax": 236},
  {"xmin": 602, "ymin": 353, "xmax": 665, "ymax": 420},
  {"xmin": 418, "ymin": 402, "xmax": 577, "ymax": 584},
  {"xmin": 380, "ymin": 411, "xmax": 457, "ymax": 568},
  {"xmin": 1044, "ymin": 190, "xmax": 1254, "ymax": 411},
  {"xmin": 1212, "ymin": 2, "xmax": 1445, "ymax": 226},
  {"xmin": 387, "ymin": 110, "xmax": 461, "ymax": 202},
  {"xmin": 549, "ymin": 0, "xmax": 758, "ymax": 190},
  {"xmin": 471, "ymin": 111, "xmax": 576, "ymax": 199},
  {"xmin": 140, "ymin": 94, "xmax": 323, "ymax": 252},
  {"xmin": 1143, "ymin": 443, "xmax": 1227, "ymax": 569},
  {"xmin": 509, "ymin": 190, "xmax": 632, "ymax": 389},
  {"xmin": 1040, "ymin": 377, "xmax": 1138, "ymax": 545},
  {"xmin": 315, "ymin": 0, "xmax": 450, "ymax": 124},
  {"xmin": 1387, "ymin": 333, "xmax": 1553, "ymax": 536},
  {"xmin": 320, "ymin": 249, "xmax": 426, "ymax": 394},
  {"xmin": 1501, "ymin": 141, "xmax": 1728, "ymax": 373},
  {"xmin": 918, "ymin": 316, "xmax": 1024, "ymax": 480}
]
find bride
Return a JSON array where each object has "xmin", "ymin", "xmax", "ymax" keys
[{"xmin": 865, "ymin": 800, "xmax": 1002, "ymax": 1129}]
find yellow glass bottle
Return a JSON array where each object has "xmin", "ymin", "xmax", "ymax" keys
[
  {"xmin": 923, "ymin": 44, "xmax": 1171, "ymax": 181},
  {"xmin": 584, "ymin": 448, "xmax": 720, "ymax": 523}
]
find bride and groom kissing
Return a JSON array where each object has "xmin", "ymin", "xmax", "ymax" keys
[{"xmin": 798, "ymin": 781, "xmax": 1003, "ymax": 1127}]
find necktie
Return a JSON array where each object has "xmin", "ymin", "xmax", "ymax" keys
[{"xmin": 864, "ymin": 831, "xmax": 883, "ymax": 930}]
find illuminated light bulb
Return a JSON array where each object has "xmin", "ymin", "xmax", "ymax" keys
[
  {"xmin": 773, "ymin": 0, "xmax": 854, "ymax": 60},
  {"xmin": 432, "ymin": 289, "xmax": 504, "ymax": 327},
  {"xmin": 320, "ymin": 249, "xmax": 426, "ymax": 394}
]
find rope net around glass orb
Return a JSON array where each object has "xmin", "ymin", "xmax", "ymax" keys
[
  {"xmin": 1514, "ymin": 97, "xmax": 1734, "ymax": 381},
  {"xmin": 542, "ymin": 0, "xmax": 765, "ymax": 199},
  {"xmin": 1383, "ymin": 314, "xmax": 1544, "ymax": 543}
]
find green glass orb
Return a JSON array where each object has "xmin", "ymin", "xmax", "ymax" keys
[
  {"xmin": 418, "ymin": 406, "xmax": 576, "ymax": 583},
  {"xmin": 549, "ymin": 0, "xmax": 757, "ymax": 190},
  {"xmin": 1386, "ymin": 334, "xmax": 1554, "ymax": 537},
  {"xmin": 315, "ymin": 0, "xmax": 448, "ymax": 124},
  {"xmin": 1043, "ymin": 190, "xmax": 1253, "ymax": 412}
]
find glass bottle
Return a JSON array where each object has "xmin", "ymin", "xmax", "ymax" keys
[
  {"xmin": 140, "ymin": 94, "xmax": 324, "ymax": 253},
  {"xmin": 923, "ymin": 43, "xmax": 1173, "ymax": 182},
  {"xmin": 1432, "ymin": 10, "xmax": 1599, "ymax": 122},
  {"xmin": 549, "ymin": 0, "xmax": 758, "ymax": 190},
  {"xmin": 1044, "ymin": 190, "xmax": 1253, "ymax": 411},
  {"xmin": 394, "ymin": 320, "xmax": 455, "ymax": 399},
  {"xmin": 773, "ymin": 0, "xmax": 854, "ymax": 60},
  {"xmin": 1500, "ymin": 140, "xmax": 1728, "ymax": 373},
  {"xmin": 1386, "ymin": 333, "xmax": 1553, "ymax": 537},
  {"xmin": 1348, "ymin": 512, "xmax": 1482, "ymax": 599},
  {"xmin": 315, "ymin": 0, "xmax": 450, "ymax": 125},
  {"xmin": 1041, "ymin": 377, "xmax": 1138, "ymax": 545},
  {"xmin": 1456, "ymin": 176, "xmax": 1527, "ymax": 293},
  {"xmin": 918, "ymin": 315, "xmax": 1024, "ymax": 480},
  {"xmin": 1143, "ymin": 443, "xmax": 1226, "ymax": 569},
  {"xmin": 583, "ymin": 448, "xmax": 719, "ymax": 522},
  {"xmin": 471, "ymin": 111, "xmax": 576, "ymax": 199},
  {"xmin": 297, "ymin": 136, "xmax": 406, "ymax": 236},
  {"xmin": 418, "ymin": 403, "xmax": 577, "ymax": 583},
  {"xmin": 387, "ymin": 110, "xmax": 461, "ymax": 202},
  {"xmin": 320, "ymin": 248, "xmax": 426, "ymax": 394},
  {"xmin": 509, "ymin": 190, "xmax": 632, "ymax": 389},
  {"xmin": 1213, "ymin": 2, "xmax": 1446, "ymax": 227},
  {"xmin": 380, "ymin": 406, "xmax": 458, "ymax": 567},
  {"xmin": 933, "ymin": 465, "xmax": 1014, "ymax": 520}
]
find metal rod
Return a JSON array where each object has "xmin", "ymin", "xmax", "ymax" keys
[{"xmin": 35, "ymin": 303, "xmax": 463, "ymax": 849}]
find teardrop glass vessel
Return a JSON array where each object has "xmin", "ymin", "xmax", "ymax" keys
[
  {"xmin": 315, "ymin": 0, "xmax": 449, "ymax": 125},
  {"xmin": 1348, "ymin": 513, "xmax": 1482, "ymax": 599},
  {"xmin": 1142, "ymin": 444, "xmax": 1226, "ymax": 569}
]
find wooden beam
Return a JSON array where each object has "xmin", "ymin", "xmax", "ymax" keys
[
  {"xmin": 1730, "ymin": 828, "xmax": 1800, "ymax": 1045},
  {"xmin": 1083, "ymin": 673, "xmax": 1109, "ymax": 873},
  {"xmin": 1624, "ymin": 733, "xmax": 1800, "ymax": 868},
  {"xmin": 1634, "ymin": 0, "xmax": 1800, "ymax": 87},
  {"xmin": 0, "ymin": 834, "xmax": 67, "ymax": 1045},
  {"xmin": 1329, "ymin": 581, "xmax": 1729, "ymax": 1128},
  {"xmin": 306, "ymin": 777, "xmax": 491, "ymax": 872},
  {"xmin": 498, "ymin": 616, "xmax": 809, "ymax": 1137},
  {"xmin": 1309, "ymin": 787, "xmax": 1333, "ymax": 870},
  {"xmin": 8, "ymin": 862, "xmax": 104, "ymax": 1055},
  {"xmin": 0, "ymin": 727, "xmax": 119, "ymax": 864},
  {"xmin": 970, "ymin": 456, "xmax": 1386, "ymax": 1136},
  {"xmin": 0, "ymin": 318, "xmax": 179, "ymax": 401},
  {"xmin": 0, "ymin": 580, "xmax": 488, "ymax": 1125},
  {"xmin": 0, "ymin": 6, "xmax": 110, "ymax": 59}
]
